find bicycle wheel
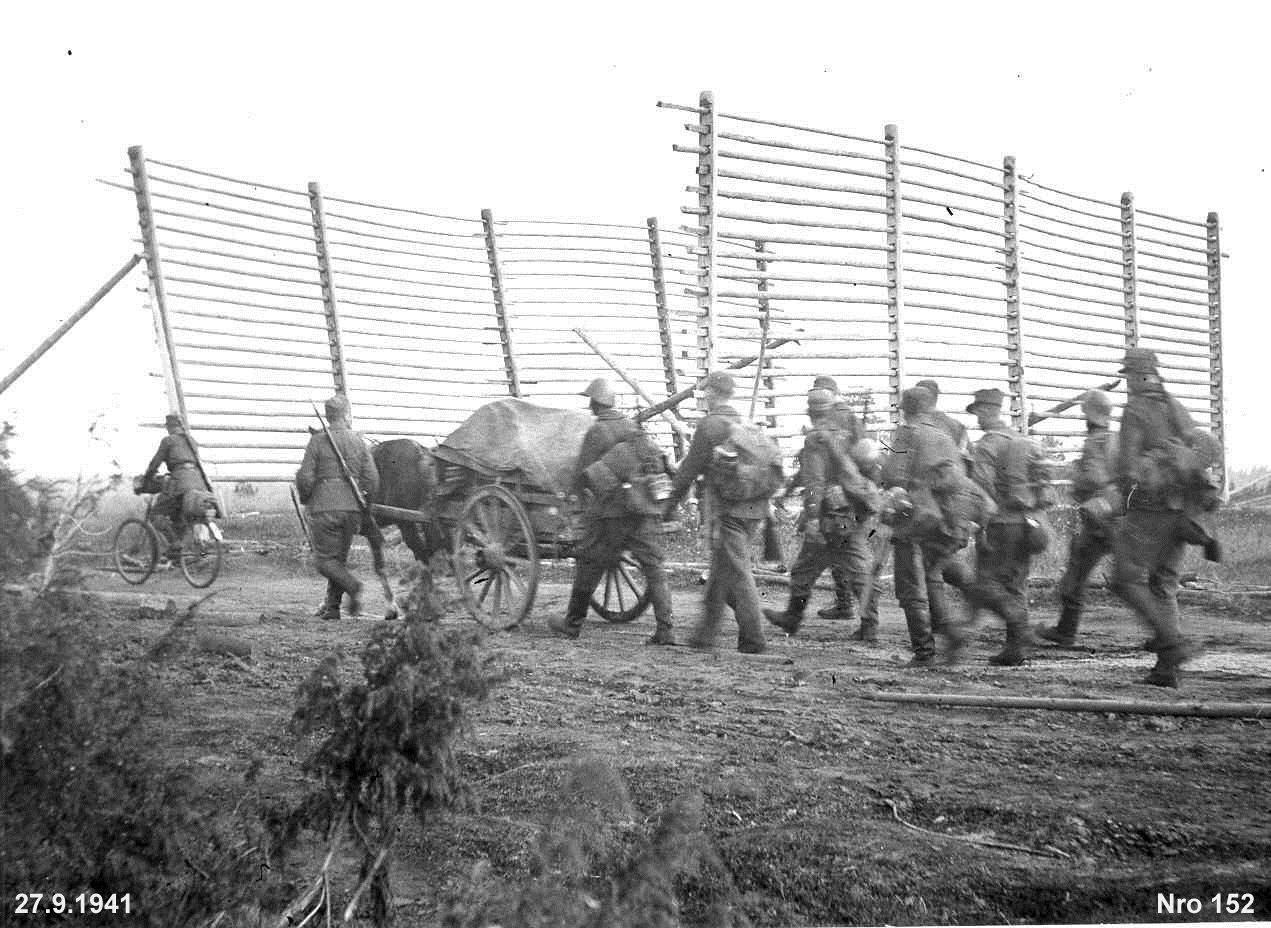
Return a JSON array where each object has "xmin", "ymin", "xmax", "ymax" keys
[
  {"xmin": 113, "ymin": 518, "xmax": 160, "ymax": 585},
  {"xmin": 179, "ymin": 523, "xmax": 223, "ymax": 588}
]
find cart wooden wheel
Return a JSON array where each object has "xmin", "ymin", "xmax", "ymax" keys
[
  {"xmin": 590, "ymin": 551, "xmax": 652, "ymax": 623},
  {"xmin": 453, "ymin": 484, "xmax": 539, "ymax": 629}
]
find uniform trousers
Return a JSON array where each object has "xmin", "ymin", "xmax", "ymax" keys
[
  {"xmin": 893, "ymin": 534, "xmax": 967, "ymax": 658},
  {"xmin": 565, "ymin": 515, "xmax": 672, "ymax": 632},
  {"xmin": 1055, "ymin": 511, "xmax": 1116, "ymax": 635},
  {"xmin": 310, "ymin": 510, "xmax": 363, "ymax": 608},
  {"xmin": 693, "ymin": 516, "xmax": 766, "ymax": 652},
  {"xmin": 1111, "ymin": 509, "xmax": 1188, "ymax": 651}
]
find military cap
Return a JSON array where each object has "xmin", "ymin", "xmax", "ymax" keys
[
  {"xmin": 915, "ymin": 378, "xmax": 941, "ymax": 398},
  {"xmin": 164, "ymin": 413, "xmax": 183, "ymax": 429},
  {"xmin": 1080, "ymin": 389, "xmax": 1113, "ymax": 427},
  {"xmin": 900, "ymin": 385, "xmax": 934, "ymax": 417},
  {"xmin": 965, "ymin": 387, "xmax": 1006, "ymax": 413},
  {"xmin": 703, "ymin": 370, "xmax": 736, "ymax": 396},
  {"xmin": 1119, "ymin": 347, "xmax": 1160, "ymax": 375},
  {"xmin": 579, "ymin": 377, "xmax": 616, "ymax": 407},
  {"xmin": 324, "ymin": 394, "xmax": 351, "ymax": 419},
  {"xmin": 807, "ymin": 388, "xmax": 836, "ymax": 414},
  {"xmin": 812, "ymin": 375, "xmax": 839, "ymax": 393}
]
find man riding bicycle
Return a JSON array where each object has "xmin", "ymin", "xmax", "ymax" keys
[{"xmin": 142, "ymin": 413, "xmax": 211, "ymax": 552}]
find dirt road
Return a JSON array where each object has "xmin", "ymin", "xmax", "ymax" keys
[{"xmin": 83, "ymin": 558, "xmax": 1271, "ymax": 925}]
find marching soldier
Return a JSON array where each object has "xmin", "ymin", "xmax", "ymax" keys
[
  {"xmin": 915, "ymin": 379, "xmax": 970, "ymax": 456},
  {"xmin": 663, "ymin": 371, "xmax": 776, "ymax": 654},
  {"xmin": 550, "ymin": 378, "xmax": 675, "ymax": 645},
  {"xmin": 295, "ymin": 395, "xmax": 379, "ymax": 620},
  {"xmin": 1110, "ymin": 348, "xmax": 1217, "ymax": 687},
  {"xmin": 763, "ymin": 389, "xmax": 877, "ymax": 636},
  {"xmin": 143, "ymin": 412, "xmax": 211, "ymax": 553},
  {"xmin": 1038, "ymin": 390, "xmax": 1117, "ymax": 647},
  {"xmin": 881, "ymin": 386, "xmax": 967, "ymax": 665},
  {"xmin": 961, "ymin": 388, "xmax": 1054, "ymax": 666}
]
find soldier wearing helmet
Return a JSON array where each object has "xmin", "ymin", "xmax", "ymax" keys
[
  {"xmin": 1109, "ymin": 347, "xmax": 1221, "ymax": 688},
  {"xmin": 663, "ymin": 370, "xmax": 772, "ymax": 654},
  {"xmin": 1038, "ymin": 389, "xmax": 1118, "ymax": 648},
  {"xmin": 764, "ymin": 388, "xmax": 879, "ymax": 637},
  {"xmin": 295, "ymin": 395, "xmax": 379, "ymax": 620},
  {"xmin": 551, "ymin": 378, "xmax": 675, "ymax": 645}
]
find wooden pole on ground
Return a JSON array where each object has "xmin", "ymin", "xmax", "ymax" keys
[
  {"xmin": 0, "ymin": 254, "xmax": 142, "ymax": 395},
  {"xmin": 862, "ymin": 691, "xmax": 1271, "ymax": 719}
]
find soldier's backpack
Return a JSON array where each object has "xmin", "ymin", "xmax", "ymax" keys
[
  {"xmin": 710, "ymin": 421, "xmax": 785, "ymax": 502},
  {"xmin": 586, "ymin": 429, "xmax": 671, "ymax": 516}
]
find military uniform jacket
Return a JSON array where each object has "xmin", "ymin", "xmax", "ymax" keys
[
  {"xmin": 930, "ymin": 409, "xmax": 970, "ymax": 458},
  {"xmin": 1070, "ymin": 427, "xmax": 1115, "ymax": 505},
  {"xmin": 668, "ymin": 404, "xmax": 768, "ymax": 520},
  {"xmin": 574, "ymin": 408, "xmax": 642, "ymax": 518},
  {"xmin": 1116, "ymin": 386, "xmax": 1195, "ymax": 509},
  {"xmin": 145, "ymin": 432, "xmax": 208, "ymax": 494},
  {"xmin": 801, "ymin": 423, "xmax": 874, "ymax": 528},
  {"xmin": 970, "ymin": 425, "xmax": 1051, "ymax": 523},
  {"xmin": 296, "ymin": 426, "xmax": 379, "ymax": 513}
]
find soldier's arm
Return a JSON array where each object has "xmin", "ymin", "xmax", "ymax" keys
[
  {"xmin": 144, "ymin": 436, "xmax": 170, "ymax": 478},
  {"xmin": 802, "ymin": 434, "xmax": 829, "ymax": 519},
  {"xmin": 667, "ymin": 418, "xmax": 721, "ymax": 506},
  {"xmin": 969, "ymin": 438, "xmax": 997, "ymax": 497},
  {"xmin": 359, "ymin": 438, "xmax": 380, "ymax": 498},
  {"xmin": 1116, "ymin": 407, "xmax": 1147, "ymax": 484},
  {"xmin": 573, "ymin": 425, "xmax": 608, "ymax": 496},
  {"xmin": 295, "ymin": 436, "xmax": 319, "ymax": 500}
]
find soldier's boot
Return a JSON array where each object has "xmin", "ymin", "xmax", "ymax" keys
[
  {"xmin": 847, "ymin": 581, "xmax": 878, "ymax": 642},
  {"xmin": 317, "ymin": 581, "xmax": 342, "ymax": 622},
  {"xmin": 989, "ymin": 619, "xmax": 1034, "ymax": 667},
  {"xmin": 763, "ymin": 595, "xmax": 809, "ymax": 636},
  {"xmin": 1145, "ymin": 642, "xmax": 1190, "ymax": 688},
  {"xmin": 549, "ymin": 589, "xmax": 591, "ymax": 639},
  {"xmin": 903, "ymin": 606, "xmax": 937, "ymax": 666},
  {"xmin": 645, "ymin": 582, "xmax": 676, "ymax": 646},
  {"xmin": 818, "ymin": 570, "xmax": 857, "ymax": 621},
  {"xmin": 1039, "ymin": 606, "xmax": 1080, "ymax": 647}
]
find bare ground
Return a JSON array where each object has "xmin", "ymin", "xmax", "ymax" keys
[{"xmin": 79, "ymin": 555, "xmax": 1271, "ymax": 926}]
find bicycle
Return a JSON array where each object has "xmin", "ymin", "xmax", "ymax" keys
[{"xmin": 113, "ymin": 475, "xmax": 224, "ymax": 588}]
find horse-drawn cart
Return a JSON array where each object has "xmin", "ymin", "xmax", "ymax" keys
[{"xmin": 371, "ymin": 398, "xmax": 668, "ymax": 629}]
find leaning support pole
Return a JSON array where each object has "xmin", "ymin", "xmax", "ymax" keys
[
  {"xmin": 634, "ymin": 337, "xmax": 798, "ymax": 424},
  {"xmin": 862, "ymin": 691, "xmax": 1271, "ymax": 720},
  {"xmin": 481, "ymin": 209, "xmax": 522, "ymax": 397},
  {"xmin": 0, "ymin": 254, "xmax": 141, "ymax": 396},
  {"xmin": 1206, "ymin": 211, "xmax": 1225, "ymax": 490},
  {"xmin": 572, "ymin": 328, "xmax": 688, "ymax": 442}
]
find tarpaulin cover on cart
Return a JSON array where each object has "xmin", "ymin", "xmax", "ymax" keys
[{"xmin": 433, "ymin": 398, "xmax": 593, "ymax": 494}]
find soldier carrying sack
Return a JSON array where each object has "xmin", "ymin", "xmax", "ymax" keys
[{"xmin": 709, "ymin": 419, "xmax": 784, "ymax": 503}]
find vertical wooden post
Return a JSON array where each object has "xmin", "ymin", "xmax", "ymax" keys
[
  {"xmin": 752, "ymin": 240, "xmax": 777, "ymax": 429},
  {"xmin": 647, "ymin": 217, "xmax": 683, "ymax": 456},
  {"xmin": 308, "ymin": 182, "xmax": 349, "ymax": 400},
  {"xmin": 481, "ymin": 208, "xmax": 521, "ymax": 397},
  {"xmin": 883, "ymin": 124, "xmax": 905, "ymax": 424},
  {"xmin": 128, "ymin": 145, "xmax": 187, "ymax": 421},
  {"xmin": 694, "ymin": 90, "xmax": 718, "ymax": 392},
  {"xmin": 1120, "ymin": 192, "xmax": 1140, "ymax": 348},
  {"xmin": 1002, "ymin": 155, "xmax": 1027, "ymax": 432},
  {"xmin": 1206, "ymin": 211, "xmax": 1224, "ymax": 488}
]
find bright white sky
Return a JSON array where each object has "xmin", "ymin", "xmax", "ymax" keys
[{"xmin": 2, "ymin": 1, "xmax": 1266, "ymax": 478}]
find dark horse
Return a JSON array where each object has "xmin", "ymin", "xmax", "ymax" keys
[{"xmin": 360, "ymin": 439, "xmax": 447, "ymax": 618}]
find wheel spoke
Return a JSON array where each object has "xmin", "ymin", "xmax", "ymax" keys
[
  {"xmin": 465, "ymin": 567, "xmax": 488, "ymax": 584},
  {"xmin": 476, "ymin": 572, "xmax": 495, "ymax": 606},
  {"xmin": 504, "ymin": 566, "xmax": 527, "ymax": 596},
  {"xmin": 615, "ymin": 571, "xmax": 626, "ymax": 614},
  {"xmin": 490, "ymin": 572, "xmax": 503, "ymax": 618},
  {"xmin": 604, "ymin": 569, "xmax": 614, "ymax": 610},
  {"xmin": 618, "ymin": 563, "xmax": 643, "ymax": 599},
  {"xmin": 464, "ymin": 522, "xmax": 491, "ymax": 547}
]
